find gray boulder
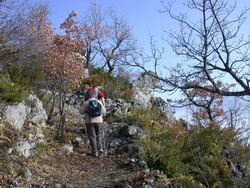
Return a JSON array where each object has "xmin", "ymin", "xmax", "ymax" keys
[
  {"xmin": 2, "ymin": 94, "xmax": 47, "ymax": 158},
  {"xmin": 4, "ymin": 94, "xmax": 47, "ymax": 130}
]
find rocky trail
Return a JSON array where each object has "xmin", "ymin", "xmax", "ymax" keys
[{"xmin": 0, "ymin": 124, "xmax": 167, "ymax": 188}]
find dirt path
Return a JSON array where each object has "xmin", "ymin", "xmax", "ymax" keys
[{"xmin": 27, "ymin": 144, "xmax": 137, "ymax": 188}]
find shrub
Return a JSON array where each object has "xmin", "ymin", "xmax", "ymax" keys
[
  {"xmin": 177, "ymin": 126, "xmax": 233, "ymax": 187},
  {"xmin": 7, "ymin": 62, "xmax": 44, "ymax": 87},
  {"xmin": 82, "ymin": 70, "xmax": 133, "ymax": 101},
  {"xmin": 138, "ymin": 117, "xmax": 249, "ymax": 187},
  {"xmin": 0, "ymin": 73, "xmax": 28, "ymax": 103}
]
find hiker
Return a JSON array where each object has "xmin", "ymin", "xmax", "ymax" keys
[
  {"xmin": 79, "ymin": 90, "xmax": 106, "ymax": 157},
  {"xmin": 85, "ymin": 86, "xmax": 105, "ymax": 107}
]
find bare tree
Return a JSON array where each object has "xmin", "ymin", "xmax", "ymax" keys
[
  {"xmin": 223, "ymin": 97, "xmax": 250, "ymax": 144},
  {"xmin": 165, "ymin": 0, "xmax": 250, "ymax": 96},
  {"xmin": 0, "ymin": 0, "xmax": 53, "ymax": 79},
  {"xmin": 96, "ymin": 9, "xmax": 137, "ymax": 72},
  {"xmin": 134, "ymin": 0, "xmax": 250, "ymax": 98},
  {"xmin": 61, "ymin": 3, "xmax": 138, "ymax": 72},
  {"xmin": 72, "ymin": 3, "xmax": 106, "ymax": 68},
  {"xmin": 0, "ymin": 0, "xmax": 28, "ymax": 71},
  {"xmin": 127, "ymin": 0, "xmax": 250, "ymax": 125},
  {"xmin": 0, "ymin": 0, "xmax": 28, "ymax": 42}
]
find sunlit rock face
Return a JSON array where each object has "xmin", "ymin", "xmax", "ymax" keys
[
  {"xmin": 3, "ymin": 94, "xmax": 47, "ymax": 158},
  {"xmin": 132, "ymin": 72, "xmax": 157, "ymax": 108},
  {"xmin": 4, "ymin": 94, "xmax": 47, "ymax": 130}
]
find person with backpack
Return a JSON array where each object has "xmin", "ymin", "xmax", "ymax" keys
[
  {"xmin": 79, "ymin": 90, "xmax": 106, "ymax": 157},
  {"xmin": 85, "ymin": 86, "xmax": 105, "ymax": 107}
]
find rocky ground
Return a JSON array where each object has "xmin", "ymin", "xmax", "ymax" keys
[
  {"xmin": 0, "ymin": 123, "xmax": 170, "ymax": 188},
  {"xmin": 25, "ymin": 144, "xmax": 142, "ymax": 188}
]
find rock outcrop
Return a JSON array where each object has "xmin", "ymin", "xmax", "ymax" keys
[
  {"xmin": 3, "ymin": 94, "xmax": 47, "ymax": 130},
  {"xmin": 132, "ymin": 71, "xmax": 157, "ymax": 108},
  {"xmin": 1, "ymin": 94, "xmax": 47, "ymax": 158}
]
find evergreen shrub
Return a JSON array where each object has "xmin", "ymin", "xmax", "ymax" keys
[
  {"xmin": 135, "ymin": 113, "xmax": 249, "ymax": 187},
  {"xmin": 0, "ymin": 73, "xmax": 28, "ymax": 103},
  {"xmin": 82, "ymin": 69, "xmax": 133, "ymax": 100}
]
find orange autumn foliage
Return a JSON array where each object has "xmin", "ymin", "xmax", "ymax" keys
[{"xmin": 43, "ymin": 35, "xmax": 85, "ymax": 91}]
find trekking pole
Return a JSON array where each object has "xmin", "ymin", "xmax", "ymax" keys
[
  {"xmin": 102, "ymin": 122, "xmax": 107, "ymax": 155},
  {"xmin": 84, "ymin": 115, "xmax": 90, "ymax": 148},
  {"xmin": 83, "ymin": 124, "xmax": 88, "ymax": 151}
]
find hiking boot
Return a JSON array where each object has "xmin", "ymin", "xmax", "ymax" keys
[
  {"xmin": 99, "ymin": 149, "xmax": 104, "ymax": 153},
  {"xmin": 91, "ymin": 152, "xmax": 98, "ymax": 157}
]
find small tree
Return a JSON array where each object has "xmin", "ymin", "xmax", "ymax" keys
[
  {"xmin": 43, "ymin": 35, "xmax": 85, "ymax": 140},
  {"xmin": 175, "ymin": 78, "xmax": 227, "ymax": 126}
]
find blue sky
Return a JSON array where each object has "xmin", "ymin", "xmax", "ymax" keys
[
  {"xmin": 44, "ymin": 0, "xmax": 250, "ymax": 44},
  {"xmin": 46, "ymin": 0, "xmax": 169, "ymax": 47},
  {"xmin": 29, "ymin": 0, "xmax": 250, "ymax": 119},
  {"xmin": 42, "ymin": 0, "xmax": 250, "ymax": 69},
  {"xmin": 44, "ymin": 0, "xmax": 181, "ymax": 82},
  {"xmin": 31, "ymin": 0, "xmax": 250, "ymax": 78},
  {"xmin": 41, "ymin": 0, "xmax": 178, "ymax": 92},
  {"xmin": 32, "ymin": 0, "xmax": 250, "ymax": 72}
]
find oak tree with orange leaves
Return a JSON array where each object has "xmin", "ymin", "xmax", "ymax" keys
[{"xmin": 43, "ymin": 35, "xmax": 85, "ymax": 139}]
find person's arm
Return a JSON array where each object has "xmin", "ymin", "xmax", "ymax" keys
[
  {"xmin": 100, "ymin": 97, "xmax": 105, "ymax": 107},
  {"xmin": 97, "ymin": 89, "xmax": 105, "ymax": 107},
  {"xmin": 79, "ymin": 101, "xmax": 87, "ymax": 115},
  {"xmin": 99, "ymin": 100, "xmax": 106, "ymax": 116}
]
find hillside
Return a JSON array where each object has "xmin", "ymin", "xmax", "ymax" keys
[
  {"xmin": 0, "ymin": 92, "xmax": 249, "ymax": 188},
  {"xmin": 0, "ymin": 121, "xmax": 169, "ymax": 188}
]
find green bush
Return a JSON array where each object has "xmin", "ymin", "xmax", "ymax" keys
[
  {"xmin": 127, "ymin": 107, "xmax": 164, "ymax": 125},
  {"xmin": 0, "ymin": 73, "xmax": 28, "ymax": 103},
  {"xmin": 7, "ymin": 62, "xmax": 44, "ymax": 87},
  {"xmin": 137, "ymin": 114, "xmax": 249, "ymax": 187},
  {"xmin": 82, "ymin": 70, "xmax": 133, "ymax": 100},
  {"xmin": 177, "ymin": 126, "xmax": 233, "ymax": 187},
  {"xmin": 0, "ymin": 60, "xmax": 44, "ymax": 103}
]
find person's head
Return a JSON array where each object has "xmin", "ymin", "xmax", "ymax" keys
[{"xmin": 88, "ymin": 88, "xmax": 98, "ymax": 98}]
